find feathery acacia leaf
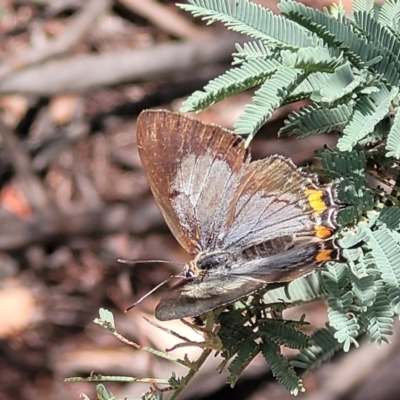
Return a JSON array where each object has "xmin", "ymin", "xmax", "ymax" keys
[
  {"xmin": 378, "ymin": 0, "xmax": 400, "ymax": 31},
  {"xmin": 337, "ymin": 86, "xmax": 398, "ymax": 151},
  {"xmin": 370, "ymin": 226, "xmax": 400, "ymax": 315},
  {"xmin": 362, "ymin": 280, "xmax": 394, "ymax": 346},
  {"xmin": 235, "ymin": 67, "xmax": 304, "ymax": 141},
  {"xmin": 386, "ymin": 110, "xmax": 400, "ymax": 158},
  {"xmin": 180, "ymin": 0, "xmax": 315, "ymax": 48},
  {"xmin": 261, "ymin": 339, "xmax": 304, "ymax": 395},
  {"xmin": 352, "ymin": 0, "xmax": 375, "ymax": 13},
  {"xmin": 292, "ymin": 327, "xmax": 342, "ymax": 370},
  {"xmin": 280, "ymin": 102, "xmax": 353, "ymax": 137},
  {"xmin": 181, "ymin": 58, "xmax": 282, "ymax": 112}
]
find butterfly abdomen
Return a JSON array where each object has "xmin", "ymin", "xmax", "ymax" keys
[{"xmin": 241, "ymin": 236, "xmax": 296, "ymax": 260}]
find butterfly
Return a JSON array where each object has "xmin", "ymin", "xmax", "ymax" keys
[{"xmin": 136, "ymin": 110, "xmax": 340, "ymax": 321}]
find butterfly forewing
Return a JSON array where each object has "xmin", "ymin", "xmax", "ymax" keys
[{"xmin": 136, "ymin": 110, "xmax": 248, "ymax": 253}]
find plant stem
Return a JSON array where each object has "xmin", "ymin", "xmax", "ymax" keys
[
  {"xmin": 169, "ymin": 348, "xmax": 212, "ymax": 400},
  {"xmin": 169, "ymin": 313, "xmax": 217, "ymax": 399}
]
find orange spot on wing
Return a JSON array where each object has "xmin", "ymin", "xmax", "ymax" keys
[
  {"xmin": 305, "ymin": 189, "xmax": 328, "ymax": 215},
  {"xmin": 316, "ymin": 249, "xmax": 334, "ymax": 262},
  {"xmin": 315, "ymin": 225, "xmax": 332, "ymax": 239}
]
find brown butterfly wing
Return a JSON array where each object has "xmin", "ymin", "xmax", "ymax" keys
[
  {"xmin": 155, "ymin": 239, "xmax": 331, "ymax": 321},
  {"xmin": 156, "ymin": 274, "xmax": 265, "ymax": 321},
  {"xmin": 136, "ymin": 110, "xmax": 249, "ymax": 254},
  {"xmin": 220, "ymin": 156, "xmax": 336, "ymax": 249}
]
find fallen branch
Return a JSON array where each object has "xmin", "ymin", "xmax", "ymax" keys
[
  {"xmin": 0, "ymin": 33, "xmax": 242, "ymax": 96},
  {"xmin": 0, "ymin": 201, "xmax": 164, "ymax": 252}
]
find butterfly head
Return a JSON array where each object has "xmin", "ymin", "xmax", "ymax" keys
[{"xmin": 191, "ymin": 250, "xmax": 234, "ymax": 274}]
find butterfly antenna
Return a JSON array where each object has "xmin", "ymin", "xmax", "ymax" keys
[
  {"xmin": 117, "ymin": 259, "xmax": 184, "ymax": 266},
  {"xmin": 125, "ymin": 273, "xmax": 182, "ymax": 312}
]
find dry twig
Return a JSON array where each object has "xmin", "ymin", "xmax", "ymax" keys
[{"xmin": 0, "ymin": 33, "xmax": 242, "ymax": 95}]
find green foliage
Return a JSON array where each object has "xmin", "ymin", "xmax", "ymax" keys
[
  {"xmin": 259, "ymin": 319, "xmax": 312, "ymax": 349},
  {"xmin": 291, "ymin": 327, "xmax": 343, "ymax": 370},
  {"xmin": 216, "ymin": 299, "xmax": 313, "ymax": 392},
  {"xmin": 361, "ymin": 279, "xmax": 393, "ymax": 345},
  {"xmin": 313, "ymin": 64, "xmax": 366, "ymax": 105},
  {"xmin": 180, "ymin": 58, "xmax": 282, "ymax": 112},
  {"xmin": 386, "ymin": 111, "xmax": 400, "ymax": 158},
  {"xmin": 337, "ymin": 86, "xmax": 398, "ymax": 151},
  {"xmin": 235, "ymin": 67, "xmax": 304, "ymax": 142},
  {"xmin": 96, "ymin": 385, "xmax": 114, "ymax": 400},
  {"xmin": 327, "ymin": 290, "xmax": 361, "ymax": 351},
  {"xmin": 179, "ymin": 0, "xmax": 316, "ymax": 47},
  {"xmin": 280, "ymin": 47, "xmax": 344, "ymax": 72},
  {"xmin": 318, "ymin": 148, "xmax": 375, "ymax": 225},
  {"xmin": 262, "ymin": 273, "xmax": 326, "ymax": 305},
  {"xmin": 261, "ymin": 338, "xmax": 304, "ymax": 395},
  {"xmin": 370, "ymin": 226, "xmax": 400, "ymax": 314},
  {"xmin": 280, "ymin": 103, "xmax": 354, "ymax": 137},
  {"xmin": 379, "ymin": 0, "xmax": 400, "ymax": 30},
  {"xmin": 379, "ymin": 206, "xmax": 400, "ymax": 230},
  {"xmin": 227, "ymin": 340, "xmax": 260, "ymax": 386},
  {"xmin": 180, "ymin": 0, "xmax": 400, "ymax": 158},
  {"xmin": 353, "ymin": 0, "xmax": 375, "ymax": 13}
]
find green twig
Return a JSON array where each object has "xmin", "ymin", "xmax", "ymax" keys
[{"xmin": 65, "ymin": 376, "xmax": 171, "ymax": 385}]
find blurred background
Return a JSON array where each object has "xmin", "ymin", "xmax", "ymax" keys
[{"xmin": 1, "ymin": 0, "xmax": 399, "ymax": 399}]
